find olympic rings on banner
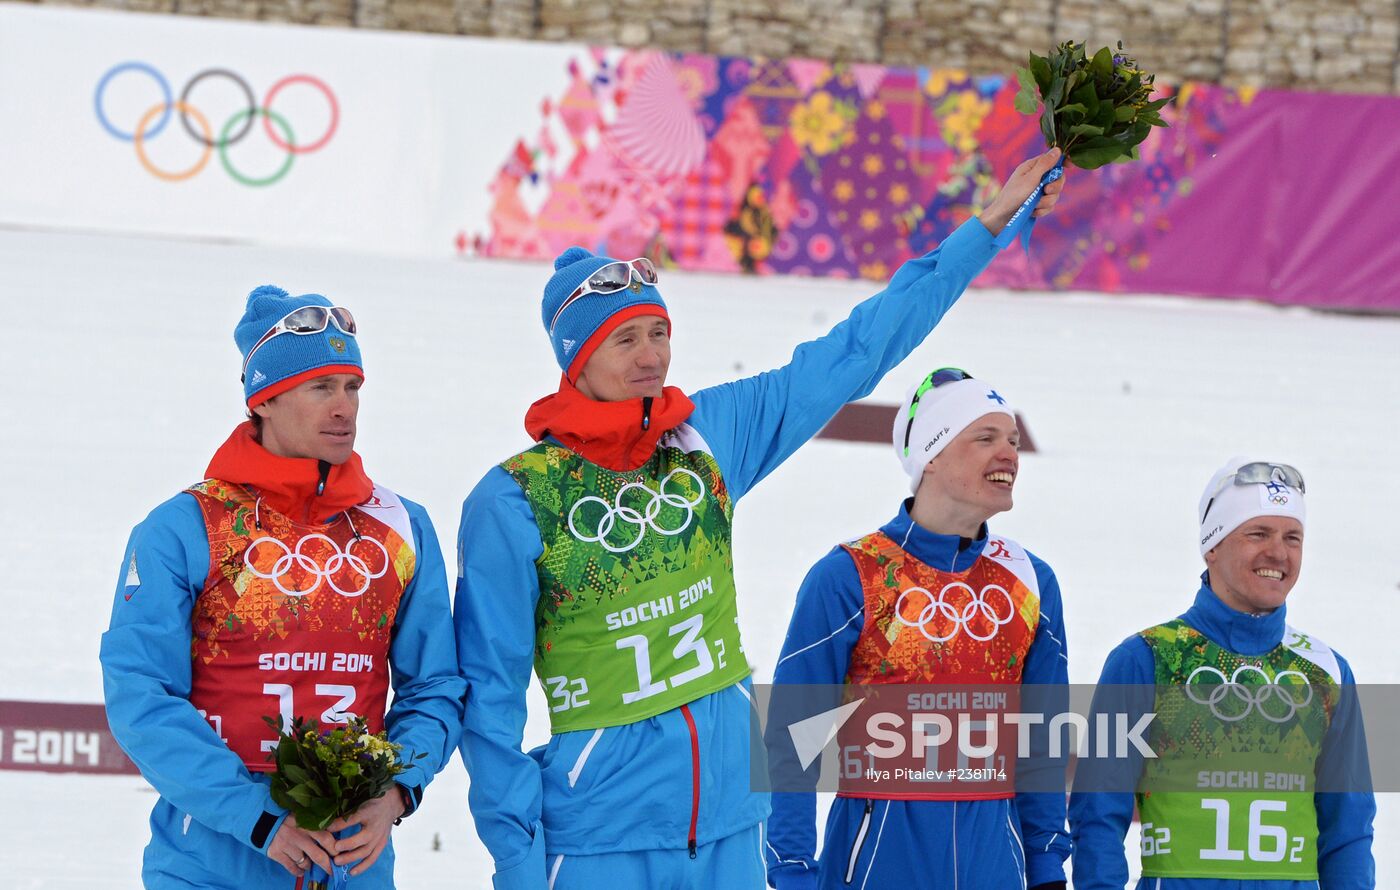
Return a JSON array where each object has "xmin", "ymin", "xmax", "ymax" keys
[
  {"xmin": 895, "ymin": 582, "xmax": 1016, "ymax": 643},
  {"xmin": 220, "ymin": 107, "xmax": 296, "ymax": 187},
  {"xmin": 244, "ymin": 534, "xmax": 390, "ymax": 598},
  {"xmin": 567, "ymin": 468, "xmax": 706, "ymax": 554},
  {"xmin": 1185, "ymin": 664, "xmax": 1315, "ymax": 724},
  {"xmin": 93, "ymin": 62, "xmax": 338, "ymax": 186},
  {"xmin": 136, "ymin": 101, "xmax": 212, "ymax": 182},
  {"xmin": 263, "ymin": 74, "xmax": 339, "ymax": 154},
  {"xmin": 180, "ymin": 69, "xmax": 256, "ymax": 148},
  {"xmin": 95, "ymin": 62, "xmax": 172, "ymax": 141}
]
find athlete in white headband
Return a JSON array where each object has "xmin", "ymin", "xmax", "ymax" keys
[
  {"xmin": 766, "ymin": 367, "xmax": 1071, "ymax": 890},
  {"xmin": 1070, "ymin": 457, "xmax": 1374, "ymax": 887}
]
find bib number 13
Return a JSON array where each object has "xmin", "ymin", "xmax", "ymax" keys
[
  {"xmin": 617, "ymin": 614, "xmax": 715, "ymax": 704},
  {"xmin": 259, "ymin": 683, "xmax": 357, "ymax": 752}
]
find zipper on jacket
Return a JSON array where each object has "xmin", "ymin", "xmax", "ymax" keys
[
  {"xmin": 641, "ymin": 396, "xmax": 654, "ymax": 431},
  {"xmin": 680, "ymin": 703, "xmax": 700, "ymax": 859},
  {"xmin": 303, "ymin": 459, "xmax": 331, "ymax": 523},
  {"xmin": 844, "ymin": 799, "xmax": 875, "ymax": 884}
]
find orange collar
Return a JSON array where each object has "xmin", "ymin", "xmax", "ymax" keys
[
  {"xmin": 524, "ymin": 376, "xmax": 695, "ymax": 472},
  {"xmin": 204, "ymin": 422, "xmax": 374, "ymax": 524}
]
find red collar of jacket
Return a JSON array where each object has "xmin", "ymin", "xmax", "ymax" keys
[
  {"xmin": 523, "ymin": 375, "xmax": 695, "ymax": 472},
  {"xmin": 205, "ymin": 422, "xmax": 374, "ymax": 524}
]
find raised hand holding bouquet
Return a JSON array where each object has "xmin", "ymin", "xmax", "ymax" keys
[
  {"xmin": 996, "ymin": 39, "xmax": 1171, "ymax": 248},
  {"xmin": 1015, "ymin": 40, "xmax": 1171, "ymax": 168},
  {"xmin": 265, "ymin": 715, "xmax": 422, "ymax": 889}
]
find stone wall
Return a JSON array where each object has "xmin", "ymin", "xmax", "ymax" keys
[{"xmin": 30, "ymin": 0, "xmax": 1400, "ymax": 93}]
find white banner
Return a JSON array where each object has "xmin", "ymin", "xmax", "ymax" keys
[{"xmin": 0, "ymin": 3, "xmax": 575, "ymax": 256}]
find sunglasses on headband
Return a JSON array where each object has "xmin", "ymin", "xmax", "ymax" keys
[
  {"xmin": 1201, "ymin": 461, "xmax": 1306, "ymax": 521},
  {"xmin": 241, "ymin": 305, "xmax": 357, "ymax": 382},
  {"xmin": 901, "ymin": 367, "xmax": 973, "ymax": 457},
  {"xmin": 548, "ymin": 258, "xmax": 660, "ymax": 336}
]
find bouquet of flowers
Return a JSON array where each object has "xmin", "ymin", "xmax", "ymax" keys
[
  {"xmin": 264, "ymin": 714, "xmax": 421, "ymax": 889},
  {"xmin": 1014, "ymin": 40, "xmax": 1171, "ymax": 169}
]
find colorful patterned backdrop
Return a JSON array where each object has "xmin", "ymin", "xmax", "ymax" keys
[{"xmin": 468, "ymin": 48, "xmax": 1400, "ymax": 312}]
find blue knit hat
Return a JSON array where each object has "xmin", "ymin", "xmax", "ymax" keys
[
  {"xmin": 235, "ymin": 285, "xmax": 364, "ymax": 406},
  {"xmin": 541, "ymin": 247, "xmax": 669, "ymax": 379}
]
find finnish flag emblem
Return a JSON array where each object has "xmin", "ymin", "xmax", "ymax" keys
[{"xmin": 123, "ymin": 551, "xmax": 141, "ymax": 600}]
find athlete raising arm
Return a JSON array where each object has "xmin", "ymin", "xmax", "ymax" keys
[{"xmin": 454, "ymin": 151, "xmax": 1067, "ymax": 889}]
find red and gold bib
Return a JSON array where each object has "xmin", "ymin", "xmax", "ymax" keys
[
  {"xmin": 185, "ymin": 480, "xmax": 415, "ymax": 769},
  {"xmin": 838, "ymin": 531, "xmax": 1040, "ymax": 800},
  {"xmin": 843, "ymin": 532, "xmax": 1040, "ymax": 685}
]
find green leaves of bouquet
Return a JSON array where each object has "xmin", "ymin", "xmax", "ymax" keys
[
  {"xmin": 264, "ymin": 714, "xmax": 423, "ymax": 831},
  {"xmin": 1015, "ymin": 41, "xmax": 1171, "ymax": 170}
]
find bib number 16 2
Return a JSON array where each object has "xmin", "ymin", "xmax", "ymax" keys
[{"xmin": 1199, "ymin": 798, "xmax": 1305, "ymax": 864}]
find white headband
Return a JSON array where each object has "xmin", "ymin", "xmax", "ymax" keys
[
  {"xmin": 892, "ymin": 377, "xmax": 1015, "ymax": 493},
  {"xmin": 1198, "ymin": 456, "xmax": 1307, "ymax": 556}
]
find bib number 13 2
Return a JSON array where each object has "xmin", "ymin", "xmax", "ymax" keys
[{"xmin": 617, "ymin": 614, "xmax": 718, "ymax": 704}]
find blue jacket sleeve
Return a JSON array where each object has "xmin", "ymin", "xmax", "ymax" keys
[
  {"xmin": 384, "ymin": 499, "xmax": 467, "ymax": 808},
  {"xmin": 1068, "ymin": 635, "xmax": 1156, "ymax": 890},
  {"xmin": 99, "ymin": 494, "xmax": 289, "ymax": 853},
  {"xmin": 1017, "ymin": 554, "xmax": 1071, "ymax": 887},
  {"xmin": 454, "ymin": 467, "xmax": 549, "ymax": 890},
  {"xmin": 1315, "ymin": 653, "xmax": 1376, "ymax": 889},
  {"xmin": 765, "ymin": 548, "xmax": 865, "ymax": 889},
  {"xmin": 689, "ymin": 219, "xmax": 999, "ymax": 503}
]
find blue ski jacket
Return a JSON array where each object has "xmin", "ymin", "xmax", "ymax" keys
[
  {"xmin": 764, "ymin": 503, "xmax": 1072, "ymax": 890},
  {"xmin": 454, "ymin": 219, "xmax": 1004, "ymax": 890},
  {"xmin": 1068, "ymin": 580, "xmax": 1375, "ymax": 890},
  {"xmin": 100, "ymin": 468, "xmax": 464, "ymax": 888}
]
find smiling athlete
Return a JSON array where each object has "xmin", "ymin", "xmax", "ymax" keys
[
  {"xmin": 1069, "ymin": 457, "xmax": 1375, "ymax": 889},
  {"xmin": 765, "ymin": 368, "xmax": 1071, "ymax": 890}
]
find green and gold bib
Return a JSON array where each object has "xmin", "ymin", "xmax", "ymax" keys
[
  {"xmin": 502, "ymin": 426, "xmax": 749, "ymax": 733},
  {"xmin": 1136, "ymin": 620, "xmax": 1339, "ymax": 880}
]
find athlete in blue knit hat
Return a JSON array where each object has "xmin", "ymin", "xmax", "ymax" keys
[
  {"xmin": 455, "ymin": 150, "xmax": 1067, "ymax": 889},
  {"xmin": 101, "ymin": 286, "xmax": 464, "ymax": 888},
  {"xmin": 1069, "ymin": 458, "xmax": 1375, "ymax": 889}
]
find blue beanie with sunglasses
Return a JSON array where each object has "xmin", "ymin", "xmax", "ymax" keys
[
  {"xmin": 235, "ymin": 285, "xmax": 363, "ymax": 406},
  {"xmin": 541, "ymin": 247, "xmax": 669, "ymax": 379}
]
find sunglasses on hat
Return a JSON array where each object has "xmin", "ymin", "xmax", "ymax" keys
[
  {"xmin": 549, "ymin": 258, "xmax": 660, "ymax": 335},
  {"xmin": 241, "ymin": 305, "xmax": 357, "ymax": 382},
  {"xmin": 902, "ymin": 367, "xmax": 973, "ymax": 457},
  {"xmin": 1201, "ymin": 461, "xmax": 1306, "ymax": 520}
]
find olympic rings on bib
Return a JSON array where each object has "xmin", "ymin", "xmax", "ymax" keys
[
  {"xmin": 244, "ymin": 533, "xmax": 390, "ymax": 598},
  {"xmin": 894, "ymin": 582, "xmax": 1016, "ymax": 643},
  {"xmin": 94, "ymin": 62, "xmax": 338, "ymax": 186},
  {"xmin": 567, "ymin": 468, "xmax": 706, "ymax": 554},
  {"xmin": 1185, "ymin": 664, "xmax": 1315, "ymax": 724}
]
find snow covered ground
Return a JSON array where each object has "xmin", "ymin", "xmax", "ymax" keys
[{"xmin": 1, "ymin": 226, "xmax": 1396, "ymax": 887}]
